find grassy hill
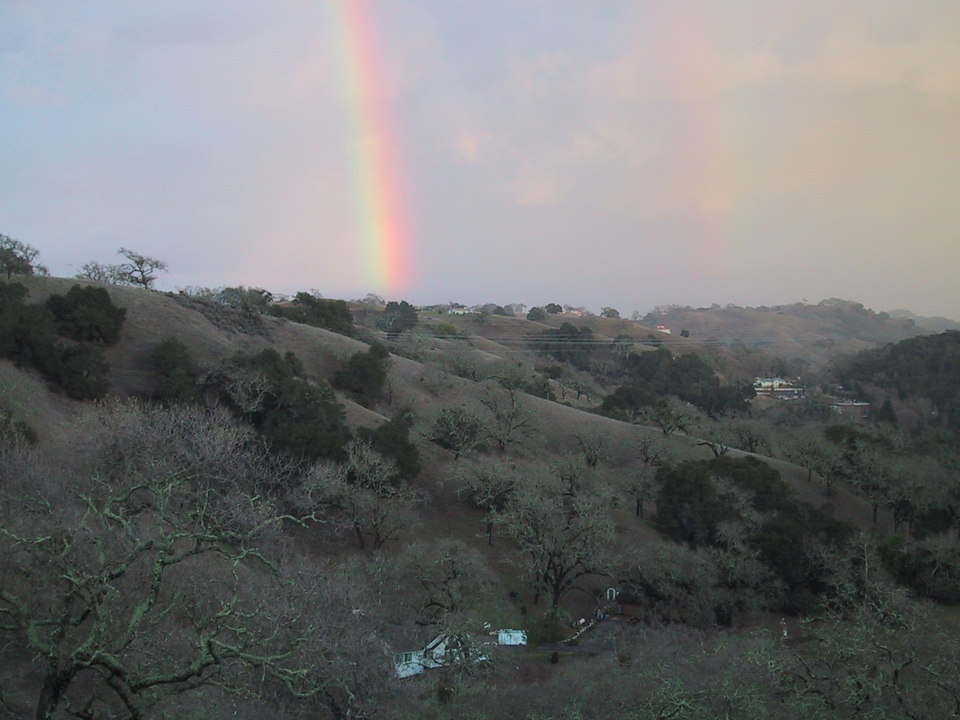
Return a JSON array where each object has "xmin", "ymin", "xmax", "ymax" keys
[
  {"xmin": 2, "ymin": 276, "xmax": 957, "ymax": 719},
  {"xmin": 0, "ymin": 276, "xmax": 907, "ymax": 565},
  {"xmin": 641, "ymin": 298, "xmax": 933, "ymax": 372}
]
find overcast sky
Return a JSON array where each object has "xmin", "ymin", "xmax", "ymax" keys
[{"xmin": 2, "ymin": 1, "xmax": 958, "ymax": 318}]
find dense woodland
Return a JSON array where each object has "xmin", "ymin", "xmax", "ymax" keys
[{"xmin": 1, "ymin": 239, "xmax": 959, "ymax": 719}]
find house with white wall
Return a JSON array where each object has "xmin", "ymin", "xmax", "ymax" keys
[{"xmin": 394, "ymin": 629, "xmax": 525, "ymax": 678}]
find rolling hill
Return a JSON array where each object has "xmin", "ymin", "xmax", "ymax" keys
[
  {"xmin": 1, "ymin": 276, "xmax": 956, "ymax": 719},
  {"xmin": 641, "ymin": 298, "xmax": 934, "ymax": 371}
]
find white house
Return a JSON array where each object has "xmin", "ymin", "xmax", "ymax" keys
[
  {"xmin": 753, "ymin": 377, "xmax": 804, "ymax": 399},
  {"xmin": 394, "ymin": 634, "xmax": 456, "ymax": 678},
  {"xmin": 394, "ymin": 629, "xmax": 523, "ymax": 678},
  {"xmin": 393, "ymin": 633, "xmax": 481, "ymax": 678},
  {"xmin": 496, "ymin": 629, "xmax": 527, "ymax": 646}
]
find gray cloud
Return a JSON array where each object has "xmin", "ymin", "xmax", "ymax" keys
[{"xmin": 1, "ymin": 1, "xmax": 957, "ymax": 317}]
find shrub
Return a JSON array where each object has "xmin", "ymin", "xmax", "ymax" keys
[
  {"xmin": 0, "ymin": 284, "xmax": 58, "ymax": 368},
  {"xmin": 377, "ymin": 300, "xmax": 418, "ymax": 337},
  {"xmin": 0, "ymin": 407, "xmax": 36, "ymax": 443},
  {"xmin": 655, "ymin": 461, "xmax": 729, "ymax": 546},
  {"xmin": 46, "ymin": 285, "xmax": 126, "ymax": 344},
  {"xmin": 270, "ymin": 293, "xmax": 354, "ymax": 336},
  {"xmin": 210, "ymin": 349, "xmax": 350, "ymax": 461},
  {"xmin": 434, "ymin": 323, "xmax": 460, "ymax": 337},
  {"xmin": 150, "ymin": 337, "xmax": 200, "ymax": 403},
  {"xmin": 332, "ymin": 343, "xmax": 390, "ymax": 406},
  {"xmin": 0, "ymin": 282, "xmax": 112, "ymax": 400},
  {"xmin": 429, "ymin": 407, "xmax": 486, "ymax": 459},
  {"xmin": 357, "ymin": 414, "xmax": 421, "ymax": 480},
  {"xmin": 55, "ymin": 344, "xmax": 110, "ymax": 400}
]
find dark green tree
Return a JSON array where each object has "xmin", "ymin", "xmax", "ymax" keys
[
  {"xmin": 210, "ymin": 349, "xmax": 349, "ymax": 461},
  {"xmin": 55, "ymin": 344, "xmax": 110, "ymax": 400},
  {"xmin": 332, "ymin": 343, "xmax": 390, "ymax": 406},
  {"xmin": 534, "ymin": 323, "xmax": 595, "ymax": 370},
  {"xmin": 356, "ymin": 413, "xmax": 421, "ymax": 480},
  {"xmin": 270, "ymin": 292, "xmax": 354, "ymax": 336},
  {"xmin": 150, "ymin": 337, "xmax": 200, "ymax": 404},
  {"xmin": 870, "ymin": 398, "xmax": 899, "ymax": 426},
  {"xmin": 599, "ymin": 384, "xmax": 658, "ymax": 421},
  {"xmin": 655, "ymin": 461, "xmax": 728, "ymax": 546},
  {"xmin": 615, "ymin": 346, "xmax": 752, "ymax": 418},
  {"xmin": 45, "ymin": 285, "xmax": 126, "ymax": 344},
  {"xmin": 0, "ymin": 282, "xmax": 53, "ymax": 364},
  {"xmin": 0, "ymin": 235, "xmax": 47, "ymax": 279},
  {"xmin": 835, "ymin": 330, "xmax": 960, "ymax": 429},
  {"xmin": 378, "ymin": 300, "xmax": 418, "ymax": 337},
  {"xmin": 1, "ymin": 282, "xmax": 112, "ymax": 400}
]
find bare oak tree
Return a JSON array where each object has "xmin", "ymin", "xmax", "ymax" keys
[
  {"xmin": 501, "ymin": 477, "xmax": 614, "ymax": 611},
  {"xmin": 76, "ymin": 248, "xmax": 167, "ymax": 289},
  {"xmin": 296, "ymin": 441, "xmax": 419, "ymax": 550},
  {"xmin": 0, "ymin": 402, "xmax": 385, "ymax": 720},
  {"xmin": 480, "ymin": 381, "xmax": 533, "ymax": 452},
  {"xmin": 456, "ymin": 460, "xmax": 519, "ymax": 545}
]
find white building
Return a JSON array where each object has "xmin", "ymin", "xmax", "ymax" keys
[
  {"xmin": 394, "ymin": 629, "xmax": 524, "ymax": 678},
  {"xmin": 753, "ymin": 377, "xmax": 804, "ymax": 399}
]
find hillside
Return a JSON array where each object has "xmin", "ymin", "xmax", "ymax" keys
[
  {"xmin": 0, "ymin": 278, "xmax": 887, "ymax": 578},
  {"xmin": 2, "ymin": 277, "xmax": 959, "ymax": 719},
  {"xmin": 641, "ymin": 298, "xmax": 932, "ymax": 372},
  {"xmin": 889, "ymin": 308, "xmax": 960, "ymax": 333},
  {"xmin": 1, "ymin": 276, "xmax": 728, "ymax": 491}
]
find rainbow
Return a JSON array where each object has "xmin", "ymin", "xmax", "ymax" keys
[{"xmin": 330, "ymin": 0, "xmax": 413, "ymax": 294}]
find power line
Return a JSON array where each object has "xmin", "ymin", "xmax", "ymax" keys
[{"xmin": 380, "ymin": 331, "xmax": 858, "ymax": 347}]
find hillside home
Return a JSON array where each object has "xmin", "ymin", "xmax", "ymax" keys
[
  {"xmin": 753, "ymin": 377, "xmax": 804, "ymax": 399},
  {"xmin": 395, "ymin": 633, "xmax": 467, "ymax": 679},
  {"xmin": 496, "ymin": 629, "xmax": 527, "ymax": 646},
  {"xmin": 394, "ymin": 629, "xmax": 525, "ymax": 678},
  {"xmin": 830, "ymin": 400, "xmax": 871, "ymax": 420}
]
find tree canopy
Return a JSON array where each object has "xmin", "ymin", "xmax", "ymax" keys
[
  {"xmin": 1, "ymin": 282, "xmax": 114, "ymax": 399},
  {"xmin": 332, "ymin": 343, "xmax": 390, "ymax": 406},
  {"xmin": 269, "ymin": 292, "xmax": 354, "ymax": 336},
  {"xmin": 605, "ymin": 347, "xmax": 754, "ymax": 419},
  {"xmin": 532, "ymin": 323, "xmax": 596, "ymax": 370},
  {"xmin": 45, "ymin": 285, "xmax": 126, "ymax": 344},
  {"xmin": 0, "ymin": 235, "xmax": 47, "ymax": 280},
  {"xmin": 378, "ymin": 300, "xmax": 418, "ymax": 337},
  {"xmin": 835, "ymin": 330, "xmax": 960, "ymax": 429},
  {"xmin": 208, "ymin": 349, "xmax": 350, "ymax": 462}
]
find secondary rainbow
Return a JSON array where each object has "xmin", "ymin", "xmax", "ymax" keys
[{"xmin": 330, "ymin": 0, "xmax": 412, "ymax": 294}]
